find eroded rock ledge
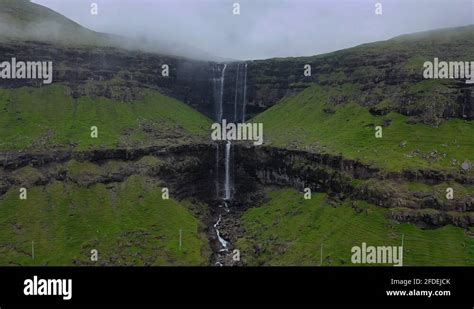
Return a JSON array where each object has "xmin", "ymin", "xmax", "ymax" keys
[
  {"xmin": 1, "ymin": 143, "xmax": 472, "ymax": 229},
  {"xmin": 0, "ymin": 143, "xmax": 216, "ymax": 202},
  {"xmin": 235, "ymin": 145, "xmax": 474, "ymax": 228}
]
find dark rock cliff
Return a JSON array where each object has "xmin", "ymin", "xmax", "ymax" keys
[
  {"xmin": 0, "ymin": 40, "xmax": 217, "ymax": 116},
  {"xmin": 0, "ymin": 143, "xmax": 217, "ymax": 203},
  {"xmin": 244, "ymin": 29, "xmax": 474, "ymax": 124},
  {"xmin": 2, "ymin": 26, "xmax": 473, "ymax": 124},
  {"xmin": 234, "ymin": 145, "xmax": 474, "ymax": 228}
]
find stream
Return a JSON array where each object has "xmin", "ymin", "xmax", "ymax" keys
[{"xmin": 211, "ymin": 62, "xmax": 247, "ymax": 266}]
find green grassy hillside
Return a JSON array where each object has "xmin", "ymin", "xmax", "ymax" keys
[
  {"xmin": 0, "ymin": 175, "xmax": 210, "ymax": 266},
  {"xmin": 0, "ymin": 0, "xmax": 221, "ymax": 60},
  {"xmin": 236, "ymin": 189, "xmax": 474, "ymax": 266},
  {"xmin": 0, "ymin": 84, "xmax": 211, "ymax": 151},
  {"xmin": 0, "ymin": 0, "xmax": 114, "ymax": 45},
  {"xmin": 251, "ymin": 84, "xmax": 474, "ymax": 173},
  {"xmin": 248, "ymin": 25, "xmax": 474, "ymax": 123},
  {"xmin": 0, "ymin": 82, "xmax": 213, "ymax": 265}
]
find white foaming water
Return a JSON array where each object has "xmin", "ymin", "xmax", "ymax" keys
[
  {"xmin": 215, "ymin": 143, "xmax": 220, "ymax": 199},
  {"xmin": 224, "ymin": 140, "xmax": 231, "ymax": 200},
  {"xmin": 218, "ymin": 63, "xmax": 227, "ymax": 122},
  {"xmin": 241, "ymin": 63, "xmax": 248, "ymax": 122},
  {"xmin": 212, "ymin": 63, "xmax": 249, "ymax": 264},
  {"xmin": 234, "ymin": 63, "xmax": 240, "ymax": 122},
  {"xmin": 214, "ymin": 214, "xmax": 229, "ymax": 249}
]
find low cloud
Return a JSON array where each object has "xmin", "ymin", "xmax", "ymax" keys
[{"xmin": 19, "ymin": 0, "xmax": 474, "ymax": 60}]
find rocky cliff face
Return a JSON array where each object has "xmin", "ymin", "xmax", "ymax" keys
[
  {"xmin": 0, "ymin": 40, "xmax": 217, "ymax": 116},
  {"xmin": 2, "ymin": 26, "xmax": 473, "ymax": 124},
  {"xmin": 234, "ymin": 145, "xmax": 474, "ymax": 228},
  {"xmin": 244, "ymin": 26, "xmax": 474, "ymax": 124},
  {"xmin": 1, "ymin": 23, "xmax": 473, "ymax": 241},
  {"xmin": 0, "ymin": 143, "xmax": 217, "ymax": 202},
  {"xmin": 0, "ymin": 40, "xmax": 263, "ymax": 121}
]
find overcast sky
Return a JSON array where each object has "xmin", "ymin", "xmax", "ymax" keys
[{"xmin": 31, "ymin": 0, "xmax": 473, "ymax": 60}]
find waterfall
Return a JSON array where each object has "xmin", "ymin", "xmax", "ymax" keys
[
  {"xmin": 211, "ymin": 62, "xmax": 249, "ymax": 264},
  {"xmin": 224, "ymin": 141, "xmax": 232, "ymax": 200},
  {"xmin": 233, "ymin": 63, "xmax": 240, "ymax": 122},
  {"xmin": 241, "ymin": 63, "xmax": 248, "ymax": 122},
  {"xmin": 215, "ymin": 143, "xmax": 220, "ymax": 199},
  {"xmin": 218, "ymin": 64, "xmax": 227, "ymax": 122},
  {"xmin": 212, "ymin": 66, "xmax": 219, "ymax": 122},
  {"xmin": 214, "ymin": 215, "xmax": 229, "ymax": 249},
  {"xmin": 220, "ymin": 62, "xmax": 247, "ymax": 200},
  {"xmin": 213, "ymin": 64, "xmax": 227, "ymax": 200}
]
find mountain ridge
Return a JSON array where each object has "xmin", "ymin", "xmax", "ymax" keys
[{"xmin": 0, "ymin": 0, "xmax": 228, "ymax": 61}]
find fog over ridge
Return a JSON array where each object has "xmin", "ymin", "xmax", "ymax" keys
[{"xmin": 14, "ymin": 0, "xmax": 474, "ymax": 60}]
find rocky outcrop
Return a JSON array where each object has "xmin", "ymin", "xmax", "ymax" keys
[
  {"xmin": 2, "ymin": 25, "xmax": 473, "ymax": 124},
  {"xmin": 235, "ymin": 145, "xmax": 474, "ymax": 185},
  {"xmin": 0, "ymin": 143, "xmax": 217, "ymax": 202},
  {"xmin": 234, "ymin": 145, "xmax": 474, "ymax": 228},
  {"xmin": 389, "ymin": 207, "xmax": 474, "ymax": 229},
  {"xmin": 0, "ymin": 40, "xmax": 217, "ymax": 116},
  {"xmin": 244, "ymin": 26, "xmax": 474, "ymax": 124}
]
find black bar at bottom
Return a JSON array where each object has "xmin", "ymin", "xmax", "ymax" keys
[{"xmin": 0, "ymin": 267, "xmax": 472, "ymax": 306}]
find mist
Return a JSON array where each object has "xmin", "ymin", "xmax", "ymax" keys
[{"xmin": 14, "ymin": 0, "xmax": 474, "ymax": 60}]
